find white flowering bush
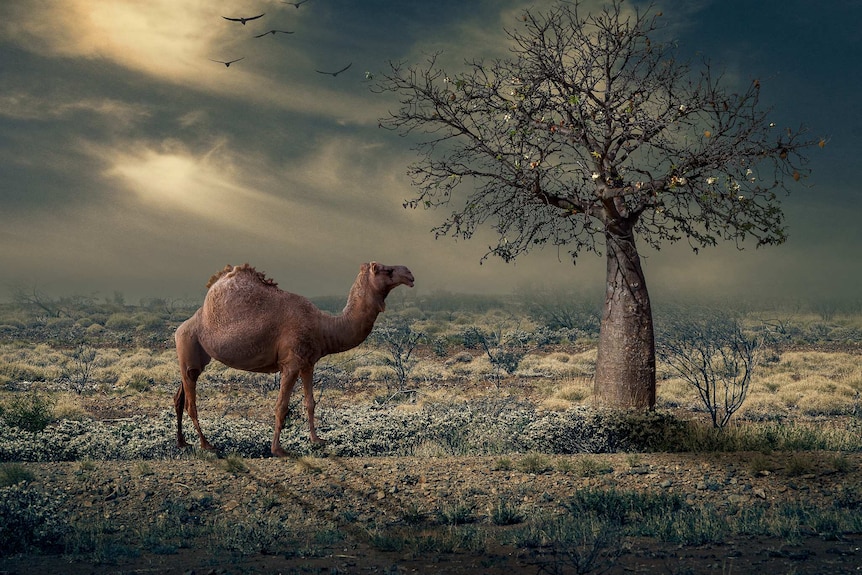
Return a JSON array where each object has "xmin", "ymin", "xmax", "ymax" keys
[
  {"xmin": 0, "ymin": 413, "xmax": 178, "ymax": 461},
  {"xmin": 417, "ymin": 398, "xmax": 535, "ymax": 454},
  {"xmin": 202, "ymin": 417, "xmax": 272, "ymax": 458},
  {"xmin": 321, "ymin": 407, "xmax": 419, "ymax": 456},
  {"xmin": 0, "ymin": 482, "xmax": 69, "ymax": 556},
  {"xmin": 0, "ymin": 402, "xmax": 687, "ymax": 462},
  {"xmin": 518, "ymin": 408, "xmax": 621, "ymax": 453},
  {"xmin": 519, "ymin": 408, "xmax": 687, "ymax": 453}
]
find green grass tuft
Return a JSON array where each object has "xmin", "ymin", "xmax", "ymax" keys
[
  {"xmin": 0, "ymin": 463, "xmax": 35, "ymax": 487},
  {"xmin": 518, "ymin": 453, "xmax": 553, "ymax": 474}
]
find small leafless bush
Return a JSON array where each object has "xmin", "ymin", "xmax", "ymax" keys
[
  {"xmin": 61, "ymin": 343, "xmax": 97, "ymax": 394},
  {"xmin": 371, "ymin": 318, "xmax": 424, "ymax": 390},
  {"xmin": 461, "ymin": 325, "xmax": 530, "ymax": 386},
  {"xmin": 657, "ymin": 307, "xmax": 760, "ymax": 428}
]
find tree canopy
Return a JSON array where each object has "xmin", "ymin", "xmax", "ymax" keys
[{"xmin": 378, "ymin": 1, "xmax": 814, "ymax": 262}]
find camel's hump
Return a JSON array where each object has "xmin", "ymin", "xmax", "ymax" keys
[{"xmin": 206, "ymin": 263, "xmax": 278, "ymax": 290}]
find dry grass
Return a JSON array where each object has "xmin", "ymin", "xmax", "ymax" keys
[
  {"xmin": 51, "ymin": 393, "xmax": 89, "ymax": 421},
  {"xmin": 2, "ymin": 329, "xmax": 860, "ymax": 428},
  {"xmin": 520, "ymin": 349, "xmax": 596, "ymax": 380},
  {"xmin": 537, "ymin": 377, "xmax": 595, "ymax": 411},
  {"xmin": 655, "ymin": 377, "xmax": 695, "ymax": 408},
  {"xmin": 742, "ymin": 351, "xmax": 861, "ymax": 418},
  {"xmin": 0, "ymin": 344, "xmax": 65, "ymax": 385},
  {"xmin": 654, "ymin": 350, "xmax": 862, "ymax": 420},
  {"xmin": 293, "ymin": 456, "xmax": 323, "ymax": 475}
]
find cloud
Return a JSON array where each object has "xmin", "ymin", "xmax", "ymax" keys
[
  {"xmin": 1, "ymin": 0, "xmax": 219, "ymax": 72},
  {"xmin": 88, "ymin": 131, "xmax": 422, "ymax": 251},
  {"xmin": 0, "ymin": 92, "xmax": 151, "ymax": 126},
  {"xmin": 95, "ymin": 139, "xmax": 298, "ymax": 240},
  {"xmin": 0, "ymin": 0, "xmax": 380, "ymax": 123}
]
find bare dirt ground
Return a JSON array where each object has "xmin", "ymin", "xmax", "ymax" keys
[{"xmin": 2, "ymin": 451, "xmax": 861, "ymax": 575}]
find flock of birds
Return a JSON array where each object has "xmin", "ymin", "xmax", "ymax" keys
[{"xmin": 209, "ymin": 0, "xmax": 352, "ymax": 76}]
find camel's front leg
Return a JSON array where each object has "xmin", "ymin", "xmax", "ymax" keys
[
  {"xmin": 301, "ymin": 367, "xmax": 326, "ymax": 445},
  {"xmin": 175, "ymin": 326, "xmax": 213, "ymax": 451},
  {"xmin": 173, "ymin": 384, "xmax": 189, "ymax": 448},
  {"xmin": 176, "ymin": 367, "xmax": 214, "ymax": 451},
  {"xmin": 272, "ymin": 366, "xmax": 299, "ymax": 457}
]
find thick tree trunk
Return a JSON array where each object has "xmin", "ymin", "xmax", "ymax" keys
[{"xmin": 594, "ymin": 225, "xmax": 656, "ymax": 409}]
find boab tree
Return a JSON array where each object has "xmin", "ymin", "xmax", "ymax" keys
[{"xmin": 376, "ymin": 1, "xmax": 815, "ymax": 409}]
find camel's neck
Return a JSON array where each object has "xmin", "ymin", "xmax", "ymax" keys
[{"xmin": 319, "ymin": 277, "xmax": 386, "ymax": 356}]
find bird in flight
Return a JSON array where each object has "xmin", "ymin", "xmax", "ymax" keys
[
  {"xmin": 222, "ymin": 14, "xmax": 265, "ymax": 25},
  {"xmin": 315, "ymin": 62, "xmax": 352, "ymax": 77},
  {"xmin": 254, "ymin": 29, "xmax": 294, "ymax": 38},
  {"xmin": 209, "ymin": 57, "xmax": 245, "ymax": 67},
  {"xmin": 283, "ymin": 0, "xmax": 311, "ymax": 8}
]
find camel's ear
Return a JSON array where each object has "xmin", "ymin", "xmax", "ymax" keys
[{"xmin": 370, "ymin": 261, "xmax": 382, "ymax": 275}]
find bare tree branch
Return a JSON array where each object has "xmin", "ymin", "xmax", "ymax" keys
[{"xmin": 376, "ymin": 1, "xmax": 815, "ymax": 263}]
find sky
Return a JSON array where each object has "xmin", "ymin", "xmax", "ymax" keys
[{"xmin": 1, "ymin": 0, "xmax": 860, "ymax": 304}]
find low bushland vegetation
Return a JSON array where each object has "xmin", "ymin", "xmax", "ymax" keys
[
  {"xmin": 0, "ymin": 290, "xmax": 861, "ymax": 565},
  {"xmin": 1, "ymin": 290, "xmax": 861, "ymax": 456}
]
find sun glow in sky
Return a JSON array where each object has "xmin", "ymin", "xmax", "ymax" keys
[{"xmin": 1, "ymin": 0, "xmax": 860, "ymax": 302}]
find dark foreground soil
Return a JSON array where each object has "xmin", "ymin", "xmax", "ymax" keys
[{"xmin": 2, "ymin": 451, "xmax": 861, "ymax": 575}]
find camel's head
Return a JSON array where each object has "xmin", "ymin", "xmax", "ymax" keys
[
  {"xmin": 353, "ymin": 262, "xmax": 414, "ymax": 312},
  {"xmin": 368, "ymin": 262, "xmax": 414, "ymax": 291},
  {"xmin": 356, "ymin": 262, "xmax": 411, "ymax": 311}
]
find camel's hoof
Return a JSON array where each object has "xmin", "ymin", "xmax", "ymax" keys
[
  {"xmin": 310, "ymin": 438, "xmax": 328, "ymax": 450},
  {"xmin": 272, "ymin": 447, "xmax": 289, "ymax": 458}
]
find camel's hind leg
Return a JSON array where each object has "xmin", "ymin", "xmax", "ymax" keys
[{"xmin": 175, "ymin": 323, "xmax": 213, "ymax": 450}]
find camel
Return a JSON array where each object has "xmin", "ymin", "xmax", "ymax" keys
[{"xmin": 174, "ymin": 262, "xmax": 414, "ymax": 457}]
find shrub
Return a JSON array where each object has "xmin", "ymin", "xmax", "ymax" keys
[
  {"xmin": 105, "ymin": 313, "xmax": 137, "ymax": 331},
  {"xmin": 0, "ymin": 390, "xmax": 55, "ymax": 432},
  {"xmin": 656, "ymin": 306, "xmax": 760, "ymax": 428},
  {"xmin": 371, "ymin": 318, "xmax": 424, "ymax": 390},
  {"xmin": 0, "ymin": 463, "xmax": 35, "ymax": 487},
  {"xmin": 85, "ymin": 323, "xmax": 105, "ymax": 336},
  {"xmin": 460, "ymin": 328, "xmax": 483, "ymax": 350},
  {"xmin": 518, "ymin": 408, "xmax": 688, "ymax": 454},
  {"xmin": 431, "ymin": 336, "xmax": 449, "ymax": 357},
  {"xmin": 438, "ymin": 502, "xmax": 475, "ymax": 525},
  {"xmin": 490, "ymin": 498, "xmax": 524, "ymax": 525},
  {"xmin": 61, "ymin": 343, "xmax": 97, "ymax": 394},
  {"xmin": 518, "ymin": 453, "xmax": 553, "ymax": 474},
  {"xmin": 134, "ymin": 313, "xmax": 165, "ymax": 331},
  {"xmin": 0, "ymin": 483, "xmax": 68, "ymax": 556}
]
